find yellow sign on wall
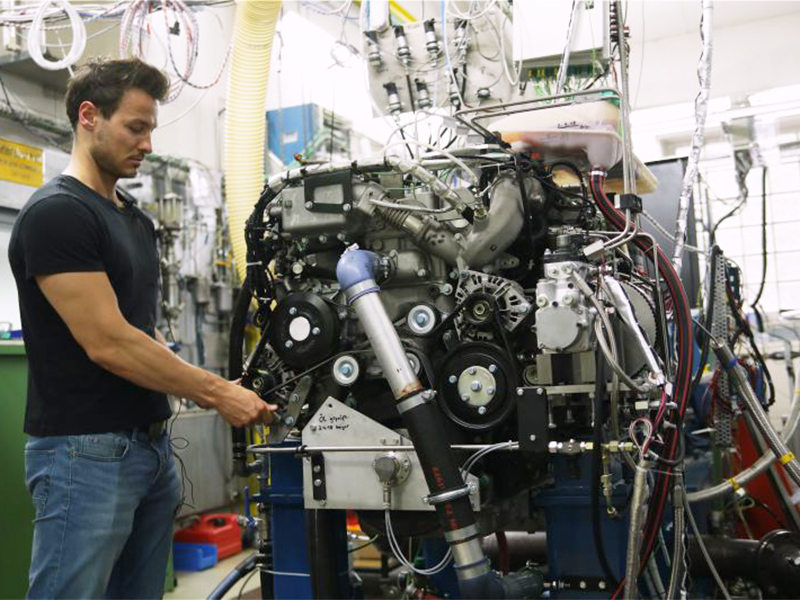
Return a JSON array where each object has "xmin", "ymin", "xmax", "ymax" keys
[{"xmin": 0, "ymin": 137, "xmax": 44, "ymax": 187}]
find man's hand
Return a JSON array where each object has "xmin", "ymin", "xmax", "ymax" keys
[{"xmin": 209, "ymin": 380, "xmax": 278, "ymax": 428}]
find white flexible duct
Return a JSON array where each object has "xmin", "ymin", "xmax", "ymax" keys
[
  {"xmin": 27, "ymin": 0, "xmax": 87, "ymax": 71},
  {"xmin": 672, "ymin": 0, "xmax": 713, "ymax": 272},
  {"xmin": 223, "ymin": 0, "xmax": 282, "ymax": 283},
  {"xmin": 688, "ymin": 374, "xmax": 800, "ymax": 503}
]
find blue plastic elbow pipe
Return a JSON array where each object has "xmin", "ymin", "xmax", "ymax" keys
[{"xmin": 336, "ymin": 248, "xmax": 382, "ymax": 299}]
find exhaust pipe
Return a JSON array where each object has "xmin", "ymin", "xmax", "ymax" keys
[{"xmin": 336, "ymin": 248, "xmax": 532, "ymax": 598}]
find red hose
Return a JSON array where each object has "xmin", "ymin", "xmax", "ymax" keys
[{"xmin": 589, "ymin": 173, "xmax": 695, "ymax": 592}]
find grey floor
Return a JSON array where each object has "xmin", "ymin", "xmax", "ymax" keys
[{"xmin": 166, "ymin": 549, "xmax": 260, "ymax": 600}]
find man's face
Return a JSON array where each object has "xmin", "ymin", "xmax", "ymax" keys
[{"xmin": 85, "ymin": 88, "xmax": 158, "ymax": 179}]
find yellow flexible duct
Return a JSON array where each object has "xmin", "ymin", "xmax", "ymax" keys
[{"xmin": 224, "ymin": 0, "xmax": 282, "ymax": 283}]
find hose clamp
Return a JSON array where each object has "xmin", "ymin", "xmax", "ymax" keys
[
  {"xmin": 444, "ymin": 523, "xmax": 479, "ymax": 543},
  {"xmin": 424, "ymin": 484, "xmax": 471, "ymax": 506},
  {"xmin": 453, "ymin": 557, "xmax": 492, "ymax": 580},
  {"xmin": 396, "ymin": 390, "xmax": 433, "ymax": 415},
  {"xmin": 345, "ymin": 279, "xmax": 380, "ymax": 304}
]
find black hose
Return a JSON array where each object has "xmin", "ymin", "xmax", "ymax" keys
[
  {"xmin": 591, "ymin": 351, "xmax": 620, "ymax": 587},
  {"xmin": 750, "ymin": 166, "xmax": 768, "ymax": 308},
  {"xmin": 549, "ymin": 160, "xmax": 588, "ymax": 200},
  {"xmin": 207, "ymin": 553, "xmax": 257, "ymax": 600},
  {"xmin": 726, "ymin": 282, "xmax": 776, "ymax": 405},
  {"xmin": 229, "ymin": 278, "xmax": 253, "ymax": 477}
]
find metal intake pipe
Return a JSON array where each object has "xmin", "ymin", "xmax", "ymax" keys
[{"xmin": 336, "ymin": 248, "xmax": 522, "ymax": 598}]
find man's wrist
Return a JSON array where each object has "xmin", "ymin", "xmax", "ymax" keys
[{"xmin": 195, "ymin": 370, "xmax": 225, "ymax": 408}]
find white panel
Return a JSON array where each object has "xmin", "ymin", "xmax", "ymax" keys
[{"xmin": 513, "ymin": 0, "xmax": 607, "ymax": 66}]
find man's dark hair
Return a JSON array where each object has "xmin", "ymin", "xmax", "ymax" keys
[{"xmin": 65, "ymin": 57, "xmax": 169, "ymax": 129}]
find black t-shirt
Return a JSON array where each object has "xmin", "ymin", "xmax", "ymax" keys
[{"xmin": 8, "ymin": 175, "xmax": 171, "ymax": 436}]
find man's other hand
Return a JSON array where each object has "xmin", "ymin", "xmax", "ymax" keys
[{"xmin": 213, "ymin": 381, "xmax": 278, "ymax": 427}]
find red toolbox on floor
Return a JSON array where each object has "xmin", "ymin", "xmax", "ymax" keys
[{"xmin": 174, "ymin": 513, "xmax": 242, "ymax": 560}]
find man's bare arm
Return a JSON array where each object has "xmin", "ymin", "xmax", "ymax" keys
[
  {"xmin": 36, "ymin": 271, "xmax": 275, "ymax": 427},
  {"xmin": 154, "ymin": 329, "xmax": 168, "ymax": 348}
]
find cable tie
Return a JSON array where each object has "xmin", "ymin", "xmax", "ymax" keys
[
  {"xmin": 725, "ymin": 358, "xmax": 738, "ymax": 371},
  {"xmin": 779, "ymin": 451, "xmax": 796, "ymax": 465},
  {"xmin": 727, "ymin": 477, "xmax": 740, "ymax": 491}
]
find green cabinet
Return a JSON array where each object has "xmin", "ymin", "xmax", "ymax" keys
[{"xmin": 0, "ymin": 341, "xmax": 32, "ymax": 599}]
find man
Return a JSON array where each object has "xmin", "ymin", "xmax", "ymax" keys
[{"xmin": 8, "ymin": 58, "xmax": 275, "ymax": 599}]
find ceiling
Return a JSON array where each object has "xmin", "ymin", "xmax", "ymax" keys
[{"xmin": 626, "ymin": 0, "xmax": 800, "ymax": 43}]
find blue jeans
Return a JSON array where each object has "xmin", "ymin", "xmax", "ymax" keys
[{"xmin": 24, "ymin": 429, "xmax": 181, "ymax": 599}]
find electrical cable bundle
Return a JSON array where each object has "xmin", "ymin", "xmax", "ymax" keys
[
  {"xmin": 26, "ymin": 0, "xmax": 87, "ymax": 71},
  {"xmin": 119, "ymin": 0, "xmax": 232, "ymax": 103}
]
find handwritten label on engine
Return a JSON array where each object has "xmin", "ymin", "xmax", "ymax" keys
[{"xmin": 316, "ymin": 413, "xmax": 351, "ymax": 433}]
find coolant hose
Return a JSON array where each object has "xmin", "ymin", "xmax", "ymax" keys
[
  {"xmin": 207, "ymin": 552, "xmax": 257, "ymax": 600},
  {"xmin": 687, "ymin": 530, "xmax": 800, "ymax": 598},
  {"xmin": 224, "ymin": 0, "xmax": 282, "ymax": 283},
  {"xmin": 336, "ymin": 248, "xmax": 511, "ymax": 598}
]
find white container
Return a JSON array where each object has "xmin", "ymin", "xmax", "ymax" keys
[{"xmin": 489, "ymin": 100, "xmax": 623, "ymax": 170}]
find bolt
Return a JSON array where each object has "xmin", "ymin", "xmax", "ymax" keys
[
  {"xmin": 417, "ymin": 268, "xmax": 427, "ymax": 278},
  {"xmin": 529, "ymin": 434, "xmax": 536, "ymax": 442},
  {"xmin": 478, "ymin": 406, "xmax": 487, "ymax": 415},
  {"xmin": 343, "ymin": 204, "xmax": 351, "ymax": 212},
  {"xmin": 442, "ymin": 284, "xmax": 454, "ymax": 295},
  {"xmin": 339, "ymin": 363, "xmax": 354, "ymax": 377},
  {"xmin": 290, "ymin": 393, "xmax": 300, "ymax": 403},
  {"xmin": 284, "ymin": 416, "xmax": 295, "ymax": 426},
  {"xmin": 289, "ymin": 307, "xmax": 298, "ymax": 316},
  {"xmin": 312, "ymin": 327, "xmax": 321, "ymax": 336},
  {"xmin": 563, "ymin": 295, "xmax": 574, "ymax": 306},
  {"xmin": 305, "ymin": 201, "xmax": 313, "ymax": 209},
  {"xmin": 313, "ymin": 465, "xmax": 321, "ymax": 473},
  {"xmin": 489, "ymin": 364, "xmax": 498, "ymax": 373},
  {"xmin": 285, "ymin": 340, "xmax": 294, "ymax": 349},
  {"xmin": 448, "ymin": 375, "xmax": 457, "ymax": 384},
  {"xmin": 471, "ymin": 381, "xmax": 482, "ymax": 392},
  {"xmin": 598, "ymin": 581, "xmax": 607, "ymax": 590},
  {"xmin": 517, "ymin": 388, "xmax": 524, "ymax": 396},
  {"xmin": 794, "ymin": 556, "xmax": 800, "ymax": 567},
  {"xmin": 337, "ymin": 233, "xmax": 346, "ymax": 241},
  {"xmin": 313, "ymin": 478, "xmax": 322, "ymax": 487},
  {"xmin": 548, "ymin": 268, "xmax": 559, "ymax": 277},
  {"xmin": 319, "ymin": 234, "xmax": 328, "ymax": 243},
  {"xmin": 562, "ymin": 264, "xmax": 574, "ymax": 274},
  {"xmin": 461, "ymin": 394, "xmax": 470, "ymax": 402},
  {"xmin": 487, "ymin": 387, "xmax": 495, "ymax": 396},
  {"xmin": 415, "ymin": 312, "xmax": 430, "ymax": 326},
  {"xmin": 454, "ymin": 233, "xmax": 463, "ymax": 242},
  {"xmin": 468, "ymin": 367, "xmax": 477, "ymax": 375},
  {"xmin": 579, "ymin": 581, "xmax": 586, "ymax": 590}
]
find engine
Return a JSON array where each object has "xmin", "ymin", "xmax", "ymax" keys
[{"xmin": 234, "ymin": 145, "xmax": 685, "ymax": 598}]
